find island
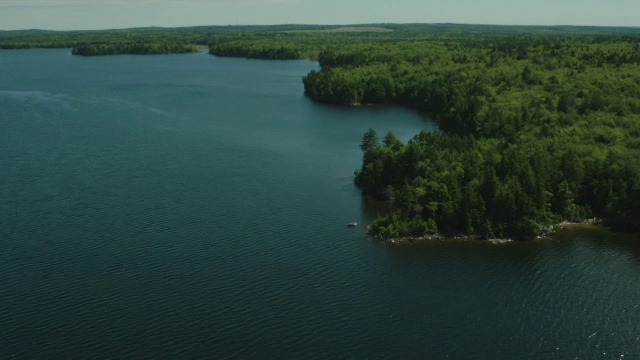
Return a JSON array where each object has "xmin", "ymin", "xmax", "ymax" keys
[{"xmin": 71, "ymin": 43, "xmax": 199, "ymax": 56}]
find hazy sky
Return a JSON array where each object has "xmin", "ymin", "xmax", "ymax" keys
[{"xmin": 0, "ymin": 0, "xmax": 638, "ymax": 31}]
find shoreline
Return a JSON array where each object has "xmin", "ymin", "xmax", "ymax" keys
[{"xmin": 371, "ymin": 218, "xmax": 632, "ymax": 245}]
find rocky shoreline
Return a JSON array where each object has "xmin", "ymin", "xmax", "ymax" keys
[{"xmin": 369, "ymin": 217, "xmax": 639, "ymax": 245}]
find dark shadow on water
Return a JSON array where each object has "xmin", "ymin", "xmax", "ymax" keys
[
  {"xmin": 303, "ymin": 95, "xmax": 435, "ymax": 124},
  {"xmin": 371, "ymin": 221, "xmax": 640, "ymax": 271},
  {"xmin": 359, "ymin": 194, "xmax": 394, "ymax": 224},
  {"xmin": 570, "ymin": 224, "xmax": 640, "ymax": 266},
  {"xmin": 606, "ymin": 221, "xmax": 640, "ymax": 235}
]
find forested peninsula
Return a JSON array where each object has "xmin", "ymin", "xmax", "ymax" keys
[
  {"xmin": 303, "ymin": 37, "xmax": 640, "ymax": 239},
  {"xmin": 2, "ymin": 24, "xmax": 639, "ymax": 238}
]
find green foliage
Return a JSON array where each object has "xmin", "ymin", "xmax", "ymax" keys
[
  {"xmin": 360, "ymin": 128, "xmax": 380, "ymax": 152},
  {"xmin": 0, "ymin": 27, "xmax": 214, "ymax": 51},
  {"xmin": 209, "ymin": 38, "xmax": 308, "ymax": 59},
  {"xmin": 72, "ymin": 42, "xmax": 198, "ymax": 56},
  {"xmin": 317, "ymin": 36, "xmax": 640, "ymax": 238}
]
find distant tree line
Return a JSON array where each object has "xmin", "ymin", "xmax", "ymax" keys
[
  {"xmin": 209, "ymin": 38, "xmax": 308, "ymax": 59},
  {"xmin": 0, "ymin": 28, "xmax": 210, "ymax": 50},
  {"xmin": 72, "ymin": 42, "xmax": 199, "ymax": 56}
]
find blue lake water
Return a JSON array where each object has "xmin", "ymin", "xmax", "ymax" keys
[{"xmin": 0, "ymin": 49, "xmax": 639, "ymax": 359}]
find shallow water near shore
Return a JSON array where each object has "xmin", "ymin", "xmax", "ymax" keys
[{"xmin": 1, "ymin": 49, "xmax": 639, "ymax": 359}]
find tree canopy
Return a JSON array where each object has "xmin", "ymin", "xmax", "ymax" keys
[{"xmin": 310, "ymin": 36, "xmax": 640, "ymax": 238}]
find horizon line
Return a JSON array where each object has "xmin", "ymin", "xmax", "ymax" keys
[{"xmin": 2, "ymin": 22, "xmax": 640, "ymax": 33}]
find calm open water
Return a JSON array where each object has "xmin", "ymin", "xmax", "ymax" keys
[{"xmin": 0, "ymin": 49, "xmax": 639, "ymax": 359}]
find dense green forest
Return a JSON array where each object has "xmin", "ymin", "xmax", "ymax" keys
[
  {"xmin": 303, "ymin": 37, "xmax": 640, "ymax": 238},
  {"xmin": 2, "ymin": 24, "xmax": 639, "ymax": 238}
]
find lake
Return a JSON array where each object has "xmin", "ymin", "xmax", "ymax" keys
[{"xmin": 0, "ymin": 49, "xmax": 639, "ymax": 359}]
